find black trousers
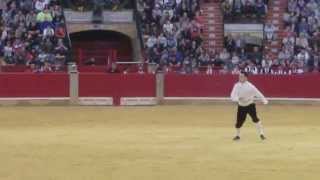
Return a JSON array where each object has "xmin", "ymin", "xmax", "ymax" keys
[{"xmin": 236, "ymin": 103, "xmax": 260, "ymax": 128}]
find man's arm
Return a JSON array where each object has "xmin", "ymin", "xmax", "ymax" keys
[
  {"xmin": 252, "ymin": 84, "xmax": 268, "ymax": 104},
  {"xmin": 230, "ymin": 84, "xmax": 239, "ymax": 102}
]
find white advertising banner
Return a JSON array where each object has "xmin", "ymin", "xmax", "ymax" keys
[
  {"xmin": 79, "ymin": 97, "xmax": 113, "ymax": 106},
  {"xmin": 120, "ymin": 97, "xmax": 157, "ymax": 106}
]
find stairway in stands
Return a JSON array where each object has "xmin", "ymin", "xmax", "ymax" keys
[
  {"xmin": 200, "ymin": 0, "xmax": 224, "ymax": 52},
  {"xmin": 264, "ymin": 0, "xmax": 288, "ymax": 59}
]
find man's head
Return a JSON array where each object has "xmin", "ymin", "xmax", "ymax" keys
[{"xmin": 239, "ymin": 71, "xmax": 249, "ymax": 83}]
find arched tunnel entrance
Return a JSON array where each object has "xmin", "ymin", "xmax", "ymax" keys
[{"xmin": 70, "ymin": 30, "xmax": 133, "ymax": 67}]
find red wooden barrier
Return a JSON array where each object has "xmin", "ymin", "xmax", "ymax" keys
[
  {"xmin": 79, "ymin": 73, "xmax": 156, "ymax": 104},
  {"xmin": 1, "ymin": 73, "xmax": 319, "ymax": 101},
  {"xmin": 165, "ymin": 74, "xmax": 320, "ymax": 98},
  {"xmin": 0, "ymin": 73, "xmax": 69, "ymax": 97}
]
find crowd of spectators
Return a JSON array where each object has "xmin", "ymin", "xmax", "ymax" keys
[
  {"xmin": 0, "ymin": 0, "xmax": 69, "ymax": 72},
  {"xmin": 222, "ymin": 34, "xmax": 278, "ymax": 75},
  {"xmin": 137, "ymin": 0, "xmax": 207, "ymax": 74},
  {"xmin": 223, "ymin": 0, "xmax": 320, "ymax": 75},
  {"xmin": 1, "ymin": 0, "xmax": 318, "ymax": 74},
  {"xmin": 221, "ymin": 0, "xmax": 269, "ymax": 22},
  {"xmin": 276, "ymin": 0, "xmax": 320, "ymax": 73},
  {"xmin": 137, "ymin": 0, "xmax": 319, "ymax": 75},
  {"xmin": 136, "ymin": 0, "xmax": 268, "ymax": 75},
  {"xmin": 219, "ymin": 31, "xmax": 318, "ymax": 75}
]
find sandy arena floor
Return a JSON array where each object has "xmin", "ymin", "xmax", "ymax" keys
[{"xmin": 0, "ymin": 105, "xmax": 319, "ymax": 180}]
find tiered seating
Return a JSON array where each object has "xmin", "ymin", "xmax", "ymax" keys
[
  {"xmin": 0, "ymin": 0, "xmax": 70, "ymax": 73},
  {"xmin": 137, "ymin": 0, "xmax": 205, "ymax": 74},
  {"xmin": 278, "ymin": 0, "xmax": 320, "ymax": 73}
]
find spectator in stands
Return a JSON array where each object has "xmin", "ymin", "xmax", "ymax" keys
[
  {"xmin": 243, "ymin": 0, "xmax": 255, "ymax": 18},
  {"xmin": 197, "ymin": 49, "xmax": 210, "ymax": 66},
  {"xmin": 248, "ymin": 46, "xmax": 262, "ymax": 65},
  {"xmin": 55, "ymin": 24, "xmax": 66, "ymax": 39},
  {"xmin": 35, "ymin": 0, "xmax": 47, "ymax": 12},
  {"xmin": 264, "ymin": 21, "xmax": 276, "ymax": 41},
  {"xmin": 233, "ymin": 0, "xmax": 242, "ymax": 15},
  {"xmin": 231, "ymin": 52, "xmax": 240, "ymax": 68},
  {"xmin": 256, "ymin": 0, "xmax": 267, "ymax": 18},
  {"xmin": 43, "ymin": 25, "xmax": 54, "ymax": 39},
  {"xmin": 235, "ymin": 35, "xmax": 246, "ymax": 54},
  {"xmin": 297, "ymin": 18, "xmax": 309, "ymax": 35},
  {"xmin": 3, "ymin": 41, "xmax": 13, "ymax": 64},
  {"xmin": 219, "ymin": 48, "xmax": 230, "ymax": 63},
  {"xmin": 163, "ymin": 20, "xmax": 174, "ymax": 35},
  {"xmin": 54, "ymin": 39, "xmax": 68, "ymax": 54},
  {"xmin": 41, "ymin": 61, "xmax": 53, "ymax": 72},
  {"xmin": 225, "ymin": 34, "xmax": 235, "ymax": 52},
  {"xmin": 221, "ymin": 0, "xmax": 232, "ymax": 20}
]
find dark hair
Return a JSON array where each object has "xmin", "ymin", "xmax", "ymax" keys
[{"xmin": 240, "ymin": 71, "xmax": 249, "ymax": 77}]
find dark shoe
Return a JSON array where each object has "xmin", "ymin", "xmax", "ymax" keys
[
  {"xmin": 260, "ymin": 134, "xmax": 266, "ymax": 140},
  {"xmin": 233, "ymin": 136, "xmax": 240, "ymax": 141}
]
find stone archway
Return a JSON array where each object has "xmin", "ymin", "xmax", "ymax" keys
[
  {"xmin": 67, "ymin": 23, "xmax": 142, "ymax": 62},
  {"xmin": 67, "ymin": 23, "xmax": 138, "ymax": 39},
  {"xmin": 70, "ymin": 30, "xmax": 133, "ymax": 66}
]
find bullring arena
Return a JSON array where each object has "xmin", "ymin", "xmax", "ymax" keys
[
  {"xmin": 1, "ymin": 0, "xmax": 320, "ymax": 179},
  {"xmin": 1, "ymin": 73, "xmax": 320, "ymax": 180}
]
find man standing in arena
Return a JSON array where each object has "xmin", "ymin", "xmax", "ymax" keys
[{"xmin": 231, "ymin": 71, "xmax": 268, "ymax": 141}]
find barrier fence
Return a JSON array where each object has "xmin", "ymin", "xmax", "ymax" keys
[
  {"xmin": 1, "ymin": 73, "xmax": 320, "ymax": 105},
  {"xmin": 165, "ymin": 74, "xmax": 320, "ymax": 98},
  {"xmin": 79, "ymin": 73, "xmax": 156, "ymax": 105},
  {"xmin": 0, "ymin": 73, "xmax": 69, "ymax": 97}
]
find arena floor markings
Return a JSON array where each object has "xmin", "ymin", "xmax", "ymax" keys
[{"xmin": 0, "ymin": 105, "xmax": 319, "ymax": 180}]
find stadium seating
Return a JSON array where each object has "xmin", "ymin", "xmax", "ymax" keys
[
  {"xmin": 1, "ymin": 0, "xmax": 319, "ymax": 74},
  {"xmin": 136, "ymin": 0, "xmax": 319, "ymax": 74},
  {"xmin": 0, "ymin": 0, "xmax": 70, "ymax": 73},
  {"xmin": 137, "ymin": 0, "xmax": 205, "ymax": 73}
]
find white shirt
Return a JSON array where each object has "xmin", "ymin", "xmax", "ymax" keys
[
  {"xmin": 163, "ymin": 22, "xmax": 173, "ymax": 34},
  {"xmin": 43, "ymin": 27, "xmax": 54, "ymax": 37},
  {"xmin": 35, "ymin": 0, "xmax": 50, "ymax": 11},
  {"xmin": 231, "ymin": 81, "xmax": 268, "ymax": 106},
  {"xmin": 146, "ymin": 36, "xmax": 157, "ymax": 48}
]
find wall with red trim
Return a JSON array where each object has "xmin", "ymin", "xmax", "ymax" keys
[
  {"xmin": 165, "ymin": 74, "xmax": 320, "ymax": 98},
  {"xmin": 79, "ymin": 73, "xmax": 156, "ymax": 97},
  {"xmin": 0, "ymin": 73, "xmax": 69, "ymax": 97}
]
